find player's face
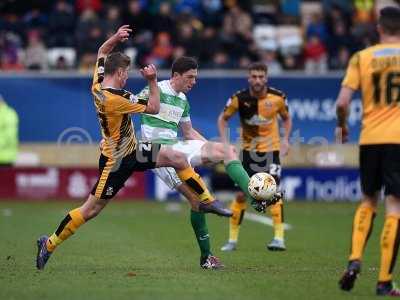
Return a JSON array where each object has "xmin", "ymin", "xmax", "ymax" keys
[
  {"xmin": 176, "ymin": 69, "xmax": 198, "ymax": 93},
  {"xmin": 248, "ymin": 70, "xmax": 267, "ymax": 93}
]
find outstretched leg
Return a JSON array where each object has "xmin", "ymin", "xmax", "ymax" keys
[
  {"xmin": 157, "ymin": 146, "xmax": 232, "ymax": 217},
  {"xmin": 36, "ymin": 194, "xmax": 108, "ymax": 270}
]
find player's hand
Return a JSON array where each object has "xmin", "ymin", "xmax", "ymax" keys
[
  {"xmin": 335, "ymin": 125, "xmax": 349, "ymax": 144},
  {"xmin": 280, "ymin": 139, "xmax": 290, "ymax": 156},
  {"xmin": 251, "ymin": 191, "xmax": 283, "ymax": 213},
  {"xmin": 140, "ymin": 64, "xmax": 157, "ymax": 81},
  {"xmin": 251, "ymin": 199, "xmax": 267, "ymax": 213},
  {"xmin": 114, "ymin": 25, "xmax": 132, "ymax": 42}
]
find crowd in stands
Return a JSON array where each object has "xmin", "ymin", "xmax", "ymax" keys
[{"xmin": 0, "ymin": 0, "xmax": 398, "ymax": 73}]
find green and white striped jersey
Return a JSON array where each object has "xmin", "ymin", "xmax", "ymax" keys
[{"xmin": 137, "ymin": 80, "xmax": 190, "ymax": 144}]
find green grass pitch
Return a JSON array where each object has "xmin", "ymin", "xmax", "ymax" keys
[{"xmin": 0, "ymin": 200, "xmax": 395, "ymax": 300}]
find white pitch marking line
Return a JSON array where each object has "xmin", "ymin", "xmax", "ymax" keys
[{"xmin": 244, "ymin": 212, "xmax": 292, "ymax": 230}]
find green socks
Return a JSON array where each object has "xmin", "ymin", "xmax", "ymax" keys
[
  {"xmin": 225, "ymin": 160, "xmax": 253, "ymax": 201},
  {"xmin": 190, "ymin": 210, "xmax": 211, "ymax": 258}
]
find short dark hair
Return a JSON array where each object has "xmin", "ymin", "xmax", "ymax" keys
[
  {"xmin": 105, "ymin": 52, "xmax": 131, "ymax": 75},
  {"xmin": 379, "ymin": 6, "xmax": 400, "ymax": 35},
  {"xmin": 248, "ymin": 62, "xmax": 268, "ymax": 73},
  {"xmin": 171, "ymin": 56, "xmax": 198, "ymax": 76}
]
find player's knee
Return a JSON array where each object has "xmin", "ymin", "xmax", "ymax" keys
[
  {"xmin": 385, "ymin": 195, "xmax": 400, "ymax": 215},
  {"xmin": 158, "ymin": 149, "xmax": 188, "ymax": 169},
  {"xmin": 226, "ymin": 145, "xmax": 237, "ymax": 161},
  {"xmin": 171, "ymin": 151, "xmax": 189, "ymax": 169},
  {"xmin": 86, "ymin": 203, "xmax": 105, "ymax": 220},
  {"xmin": 81, "ymin": 196, "xmax": 107, "ymax": 220},
  {"xmin": 212, "ymin": 143, "xmax": 236, "ymax": 161},
  {"xmin": 362, "ymin": 193, "xmax": 379, "ymax": 208},
  {"xmin": 86, "ymin": 210, "xmax": 99, "ymax": 220},
  {"xmin": 80, "ymin": 207, "xmax": 93, "ymax": 221}
]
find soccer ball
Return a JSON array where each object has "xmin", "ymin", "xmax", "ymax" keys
[{"xmin": 248, "ymin": 172, "xmax": 277, "ymax": 201}]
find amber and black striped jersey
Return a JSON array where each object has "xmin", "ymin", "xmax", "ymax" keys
[
  {"xmin": 91, "ymin": 57, "xmax": 147, "ymax": 158},
  {"xmin": 342, "ymin": 43, "xmax": 400, "ymax": 145},
  {"xmin": 223, "ymin": 87, "xmax": 289, "ymax": 152}
]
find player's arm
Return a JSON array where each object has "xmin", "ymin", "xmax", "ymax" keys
[
  {"xmin": 92, "ymin": 25, "xmax": 132, "ymax": 87},
  {"xmin": 335, "ymin": 52, "xmax": 360, "ymax": 143},
  {"xmin": 97, "ymin": 25, "xmax": 131, "ymax": 60},
  {"xmin": 139, "ymin": 65, "xmax": 160, "ymax": 114},
  {"xmin": 279, "ymin": 102, "xmax": 292, "ymax": 156},
  {"xmin": 335, "ymin": 87, "xmax": 355, "ymax": 143},
  {"xmin": 217, "ymin": 95, "xmax": 238, "ymax": 144},
  {"xmin": 114, "ymin": 65, "xmax": 159, "ymax": 115},
  {"xmin": 178, "ymin": 101, "xmax": 205, "ymax": 140},
  {"xmin": 180, "ymin": 121, "xmax": 207, "ymax": 141}
]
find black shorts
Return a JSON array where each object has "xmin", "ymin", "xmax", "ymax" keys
[
  {"xmin": 91, "ymin": 142, "xmax": 161, "ymax": 199},
  {"xmin": 360, "ymin": 144, "xmax": 400, "ymax": 197},
  {"xmin": 241, "ymin": 150, "xmax": 281, "ymax": 184}
]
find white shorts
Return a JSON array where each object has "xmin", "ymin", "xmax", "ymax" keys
[
  {"xmin": 171, "ymin": 140, "xmax": 205, "ymax": 167},
  {"xmin": 154, "ymin": 140, "xmax": 206, "ymax": 190},
  {"xmin": 152, "ymin": 167, "xmax": 182, "ymax": 189}
]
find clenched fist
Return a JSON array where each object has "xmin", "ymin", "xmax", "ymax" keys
[{"xmin": 140, "ymin": 64, "xmax": 157, "ymax": 81}]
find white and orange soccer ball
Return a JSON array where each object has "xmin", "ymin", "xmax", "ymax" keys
[{"xmin": 248, "ymin": 172, "xmax": 277, "ymax": 201}]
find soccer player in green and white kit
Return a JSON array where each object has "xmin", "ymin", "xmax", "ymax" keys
[{"xmin": 137, "ymin": 56, "xmax": 282, "ymax": 269}]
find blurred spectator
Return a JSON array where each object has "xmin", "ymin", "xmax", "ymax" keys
[
  {"xmin": 223, "ymin": 4, "xmax": 252, "ymax": 41},
  {"xmin": 0, "ymin": 13, "xmax": 25, "ymax": 37},
  {"xmin": 259, "ymin": 50, "xmax": 282, "ymax": 74},
  {"xmin": 237, "ymin": 55, "xmax": 252, "ymax": 69},
  {"xmin": 304, "ymin": 35, "xmax": 328, "ymax": 74},
  {"xmin": 175, "ymin": 22, "xmax": 201, "ymax": 58},
  {"xmin": 78, "ymin": 26, "xmax": 103, "ymax": 71},
  {"xmin": 282, "ymin": 54, "xmax": 301, "ymax": 70},
  {"xmin": 199, "ymin": 27, "xmax": 220, "ymax": 64},
  {"xmin": 322, "ymin": 0, "xmax": 353, "ymax": 12},
  {"xmin": 76, "ymin": 0, "xmax": 102, "ymax": 14},
  {"xmin": 122, "ymin": 0, "xmax": 153, "ymax": 65},
  {"xmin": 226, "ymin": 0, "xmax": 252, "ymax": 12},
  {"xmin": 0, "ymin": 95, "xmax": 19, "ymax": 167},
  {"xmin": 325, "ymin": 3, "xmax": 352, "ymax": 34},
  {"xmin": 175, "ymin": 0, "xmax": 202, "ymax": 17},
  {"xmin": 280, "ymin": 0, "xmax": 300, "ymax": 18},
  {"xmin": 22, "ymin": 8, "xmax": 47, "ymax": 32},
  {"xmin": 306, "ymin": 13, "xmax": 328, "ymax": 43},
  {"xmin": 0, "ymin": 31, "xmax": 24, "ymax": 71},
  {"xmin": 103, "ymin": 5, "xmax": 122, "ymax": 36},
  {"xmin": 205, "ymin": 50, "xmax": 234, "ymax": 68},
  {"xmin": 152, "ymin": 2, "xmax": 175, "ymax": 34},
  {"xmin": 24, "ymin": 30, "xmax": 47, "ymax": 70},
  {"xmin": 329, "ymin": 46, "xmax": 350, "ymax": 70},
  {"xmin": 351, "ymin": 0, "xmax": 377, "ymax": 51},
  {"xmin": 353, "ymin": 0, "xmax": 374, "ymax": 24},
  {"xmin": 146, "ymin": 32, "xmax": 173, "ymax": 68},
  {"xmin": 48, "ymin": 0, "xmax": 75, "ymax": 47},
  {"xmin": 201, "ymin": 0, "xmax": 222, "ymax": 27},
  {"xmin": 327, "ymin": 21, "xmax": 352, "ymax": 68},
  {"xmin": 55, "ymin": 56, "xmax": 69, "ymax": 70},
  {"xmin": 148, "ymin": 0, "xmax": 174, "ymax": 14},
  {"xmin": 123, "ymin": 0, "xmax": 152, "ymax": 35},
  {"xmin": 0, "ymin": 1, "xmax": 395, "ymax": 71},
  {"xmin": 220, "ymin": 6, "xmax": 253, "ymax": 59},
  {"xmin": 171, "ymin": 45, "xmax": 187, "ymax": 63},
  {"xmin": 75, "ymin": 9, "xmax": 101, "ymax": 52},
  {"xmin": 176, "ymin": 10, "xmax": 203, "ymax": 32}
]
